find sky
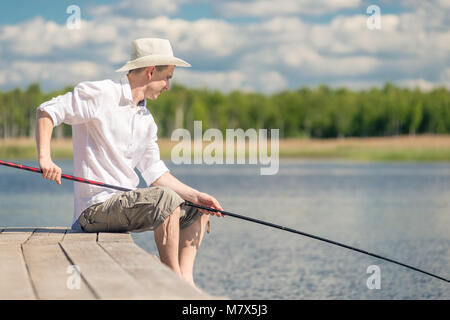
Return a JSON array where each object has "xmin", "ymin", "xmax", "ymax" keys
[{"xmin": 0, "ymin": 0, "xmax": 449, "ymax": 93}]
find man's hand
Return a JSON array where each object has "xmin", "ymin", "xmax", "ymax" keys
[
  {"xmin": 152, "ymin": 172, "xmax": 225, "ymax": 217},
  {"xmin": 195, "ymin": 192, "xmax": 225, "ymax": 218},
  {"xmin": 38, "ymin": 157, "xmax": 62, "ymax": 185}
]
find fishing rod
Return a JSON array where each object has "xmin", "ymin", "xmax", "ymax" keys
[{"xmin": 1, "ymin": 159, "xmax": 449, "ymax": 284}]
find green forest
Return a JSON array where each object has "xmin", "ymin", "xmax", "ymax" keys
[{"xmin": 0, "ymin": 82, "xmax": 449, "ymax": 139}]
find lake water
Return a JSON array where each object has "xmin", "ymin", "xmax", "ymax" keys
[{"xmin": 0, "ymin": 159, "xmax": 449, "ymax": 299}]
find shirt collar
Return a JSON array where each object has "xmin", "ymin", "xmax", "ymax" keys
[{"xmin": 120, "ymin": 76, "xmax": 147, "ymax": 109}]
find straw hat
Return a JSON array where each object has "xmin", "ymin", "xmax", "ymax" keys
[{"xmin": 116, "ymin": 38, "xmax": 191, "ymax": 72}]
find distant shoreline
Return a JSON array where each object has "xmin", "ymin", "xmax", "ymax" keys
[{"xmin": 1, "ymin": 135, "xmax": 450, "ymax": 162}]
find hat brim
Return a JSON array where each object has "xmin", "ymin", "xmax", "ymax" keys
[{"xmin": 115, "ymin": 55, "xmax": 191, "ymax": 72}]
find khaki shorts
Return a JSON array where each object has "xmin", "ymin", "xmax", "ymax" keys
[{"xmin": 77, "ymin": 186, "xmax": 204, "ymax": 233}]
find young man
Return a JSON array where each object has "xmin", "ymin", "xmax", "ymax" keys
[{"xmin": 35, "ymin": 38, "xmax": 223, "ymax": 289}]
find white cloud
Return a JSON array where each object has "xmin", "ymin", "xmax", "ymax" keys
[
  {"xmin": 0, "ymin": 60, "xmax": 108, "ymax": 88},
  {"xmin": 0, "ymin": 17, "xmax": 121, "ymax": 60},
  {"xmin": 174, "ymin": 68, "xmax": 288, "ymax": 93},
  {"xmin": 0, "ymin": 1, "xmax": 448, "ymax": 92},
  {"xmin": 0, "ymin": 72, "xmax": 6, "ymax": 86},
  {"xmin": 323, "ymin": 78, "xmax": 450, "ymax": 91},
  {"xmin": 216, "ymin": 0, "xmax": 362, "ymax": 17},
  {"xmin": 441, "ymin": 68, "xmax": 450, "ymax": 83},
  {"xmin": 133, "ymin": 16, "xmax": 244, "ymax": 58},
  {"xmin": 174, "ymin": 69, "xmax": 245, "ymax": 91},
  {"xmin": 88, "ymin": 0, "xmax": 188, "ymax": 19},
  {"xmin": 240, "ymin": 42, "xmax": 381, "ymax": 79},
  {"xmin": 398, "ymin": 78, "xmax": 450, "ymax": 91},
  {"xmin": 254, "ymin": 70, "xmax": 288, "ymax": 92}
]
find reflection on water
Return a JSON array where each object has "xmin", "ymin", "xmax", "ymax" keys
[{"xmin": 1, "ymin": 159, "xmax": 449, "ymax": 299}]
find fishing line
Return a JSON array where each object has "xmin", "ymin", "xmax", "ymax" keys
[{"xmin": 1, "ymin": 159, "xmax": 448, "ymax": 284}]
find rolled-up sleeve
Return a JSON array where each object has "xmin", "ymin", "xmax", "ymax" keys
[
  {"xmin": 37, "ymin": 81, "xmax": 103, "ymax": 126},
  {"xmin": 136, "ymin": 123, "xmax": 169, "ymax": 186}
]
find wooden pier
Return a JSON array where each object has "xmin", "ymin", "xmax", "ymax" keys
[{"xmin": 0, "ymin": 227, "xmax": 218, "ymax": 300}]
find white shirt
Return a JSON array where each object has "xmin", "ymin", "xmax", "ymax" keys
[{"xmin": 37, "ymin": 77, "xmax": 169, "ymax": 226}]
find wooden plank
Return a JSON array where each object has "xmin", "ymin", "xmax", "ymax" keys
[
  {"xmin": 97, "ymin": 232, "xmax": 133, "ymax": 243},
  {"xmin": 0, "ymin": 244, "xmax": 36, "ymax": 300},
  {"xmin": 63, "ymin": 230, "xmax": 97, "ymax": 242},
  {"xmin": 22, "ymin": 244, "xmax": 96, "ymax": 300},
  {"xmin": 0, "ymin": 243, "xmax": 36, "ymax": 299},
  {"xmin": 0, "ymin": 228, "xmax": 36, "ymax": 299},
  {"xmin": 0, "ymin": 228, "xmax": 35, "ymax": 243},
  {"xmin": 0, "ymin": 228, "xmax": 223, "ymax": 299},
  {"xmin": 25, "ymin": 227, "xmax": 68, "ymax": 245},
  {"xmin": 60, "ymin": 238, "xmax": 153, "ymax": 299},
  {"xmin": 22, "ymin": 227, "xmax": 96, "ymax": 300},
  {"xmin": 98, "ymin": 241, "xmax": 214, "ymax": 299}
]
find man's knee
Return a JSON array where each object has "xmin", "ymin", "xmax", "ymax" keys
[
  {"xmin": 172, "ymin": 204, "xmax": 181, "ymax": 215},
  {"xmin": 164, "ymin": 204, "xmax": 181, "ymax": 222},
  {"xmin": 201, "ymin": 213, "xmax": 210, "ymax": 233},
  {"xmin": 147, "ymin": 186, "xmax": 183, "ymax": 227},
  {"xmin": 153, "ymin": 186, "xmax": 181, "ymax": 201},
  {"xmin": 154, "ymin": 204, "xmax": 181, "ymax": 234},
  {"xmin": 201, "ymin": 213, "xmax": 210, "ymax": 223}
]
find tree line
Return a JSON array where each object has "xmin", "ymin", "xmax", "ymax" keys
[{"xmin": 0, "ymin": 82, "xmax": 449, "ymax": 139}]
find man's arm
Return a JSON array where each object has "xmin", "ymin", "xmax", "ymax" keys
[
  {"xmin": 35, "ymin": 82, "xmax": 103, "ymax": 185},
  {"xmin": 153, "ymin": 171, "xmax": 224, "ymax": 217},
  {"xmin": 35, "ymin": 109, "xmax": 62, "ymax": 185}
]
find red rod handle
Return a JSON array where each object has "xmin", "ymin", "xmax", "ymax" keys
[{"xmin": 0, "ymin": 160, "xmax": 131, "ymax": 192}]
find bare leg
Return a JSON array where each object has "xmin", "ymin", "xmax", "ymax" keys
[
  {"xmin": 154, "ymin": 206, "xmax": 182, "ymax": 276},
  {"xmin": 178, "ymin": 213, "xmax": 210, "ymax": 287}
]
